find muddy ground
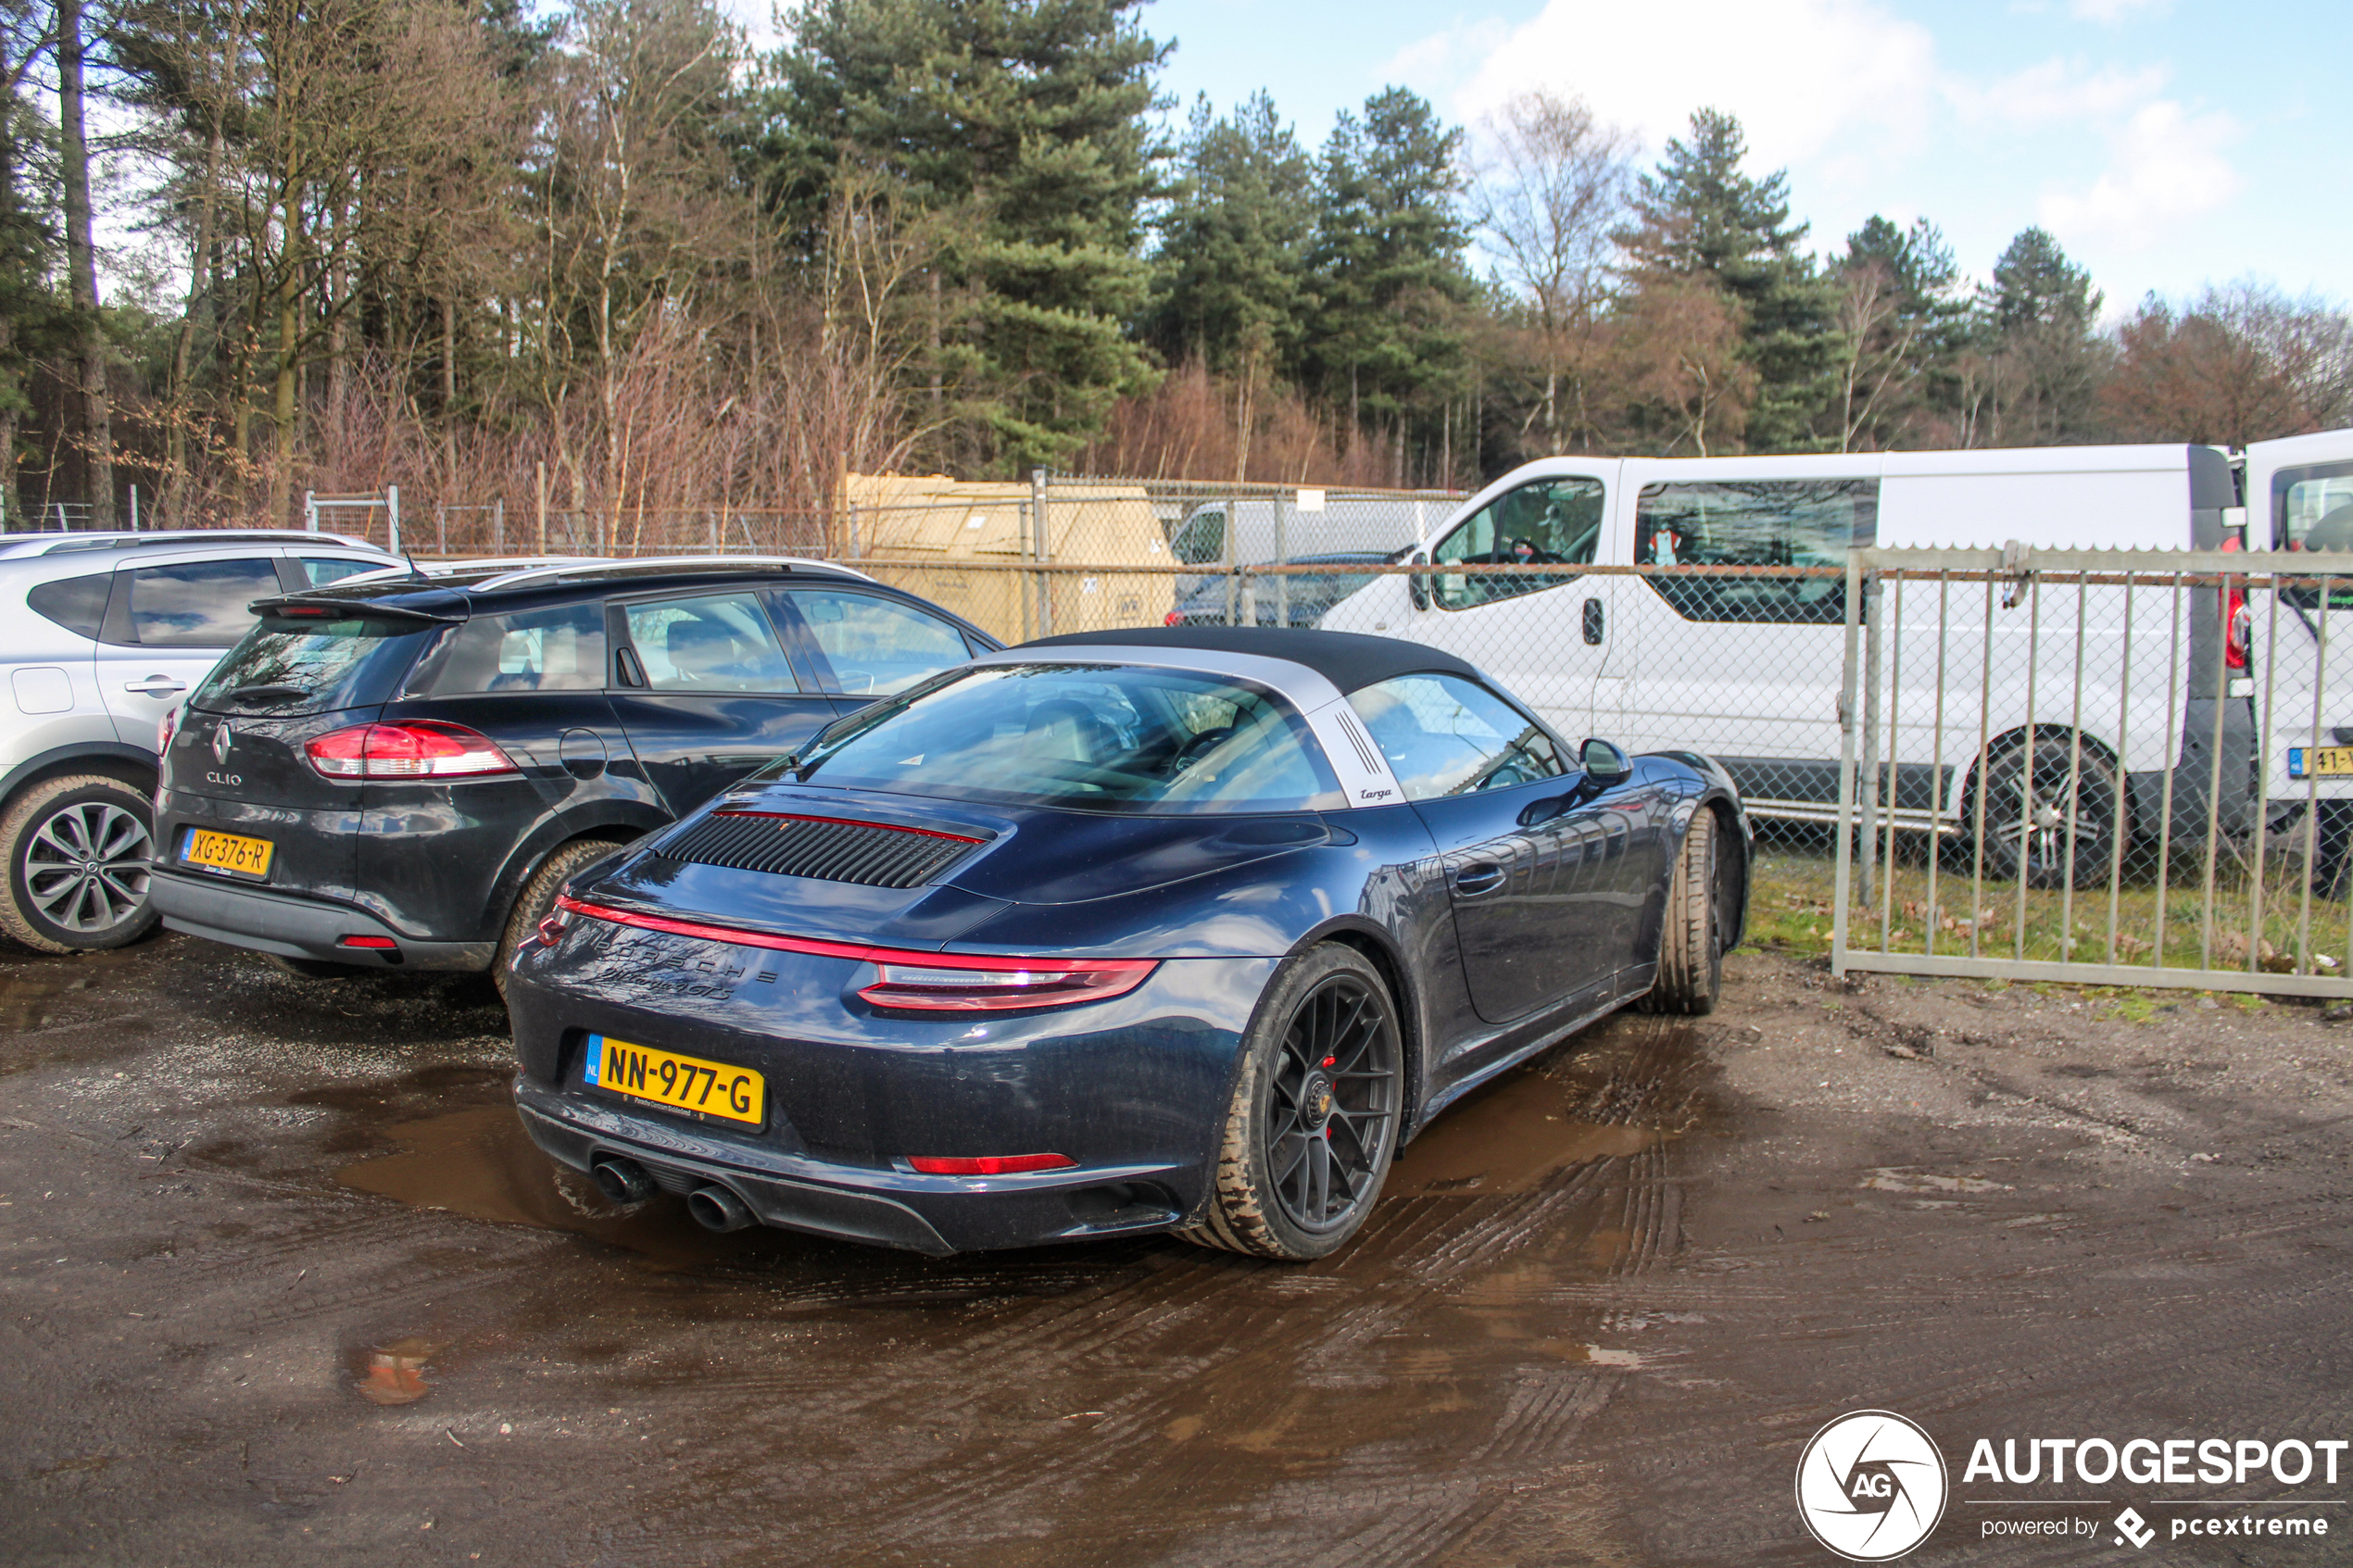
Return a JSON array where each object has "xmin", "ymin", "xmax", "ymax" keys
[{"xmin": 2, "ymin": 933, "xmax": 2349, "ymax": 1566}]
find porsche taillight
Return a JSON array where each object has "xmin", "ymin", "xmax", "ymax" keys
[
  {"xmin": 859, "ymin": 957, "xmax": 1156, "ymax": 1012},
  {"xmin": 306, "ymin": 721, "xmax": 518, "ymax": 781}
]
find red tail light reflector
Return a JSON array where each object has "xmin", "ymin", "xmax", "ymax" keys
[
  {"xmin": 907, "ymin": 1153, "xmax": 1076, "ymax": 1176},
  {"xmin": 306, "ymin": 721, "xmax": 518, "ymax": 780},
  {"xmin": 553, "ymin": 897, "xmax": 1157, "ymax": 1012}
]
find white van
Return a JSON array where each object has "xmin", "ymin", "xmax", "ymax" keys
[{"xmin": 1322, "ymin": 437, "xmax": 2353, "ymax": 880}]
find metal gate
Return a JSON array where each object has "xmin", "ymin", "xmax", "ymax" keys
[{"xmin": 1831, "ymin": 545, "xmax": 2353, "ymax": 998}]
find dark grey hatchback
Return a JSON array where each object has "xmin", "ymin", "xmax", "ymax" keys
[{"xmin": 148, "ymin": 558, "xmax": 999, "ymax": 988}]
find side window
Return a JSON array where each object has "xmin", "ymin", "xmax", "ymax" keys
[
  {"xmin": 1345, "ymin": 674, "xmax": 1565, "ymax": 801},
  {"xmin": 785, "ymin": 590, "xmax": 972, "ymax": 697},
  {"xmin": 26, "ymin": 571, "xmax": 111, "ymax": 639},
  {"xmin": 2278, "ymin": 464, "xmax": 2353, "ymax": 551},
  {"xmin": 124, "ymin": 558, "xmax": 283, "ymax": 646},
  {"xmin": 623, "ymin": 593, "xmax": 798, "ymax": 694},
  {"xmin": 1633, "ymin": 479, "xmax": 1876, "ymax": 623},
  {"xmin": 1430, "ymin": 478, "xmax": 1604, "ymax": 609},
  {"xmin": 408, "ymin": 601, "xmax": 608, "ymax": 696},
  {"xmin": 299, "ymin": 557, "xmax": 380, "ymax": 587}
]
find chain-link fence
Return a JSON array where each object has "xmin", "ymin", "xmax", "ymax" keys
[{"xmin": 1829, "ymin": 547, "xmax": 2353, "ymax": 998}]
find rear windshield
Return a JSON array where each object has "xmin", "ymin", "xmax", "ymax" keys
[
  {"xmin": 191, "ymin": 612, "xmax": 436, "ymax": 715},
  {"xmin": 774, "ymin": 662, "xmax": 1344, "ymax": 814}
]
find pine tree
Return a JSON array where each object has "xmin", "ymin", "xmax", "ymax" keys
[
  {"xmin": 1304, "ymin": 86, "xmax": 1477, "ymax": 457},
  {"xmin": 1618, "ymin": 108, "xmax": 1839, "ymax": 452},
  {"xmin": 769, "ymin": 0, "xmax": 1165, "ymax": 474},
  {"xmin": 1831, "ymin": 214, "xmax": 1967, "ymax": 449},
  {"xmin": 1147, "ymin": 91, "xmax": 1313, "ymax": 380},
  {"xmin": 1964, "ymin": 226, "xmax": 2108, "ymax": 445}
]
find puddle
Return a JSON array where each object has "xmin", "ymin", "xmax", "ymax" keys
[
  {"xmin": 335, "ymin": 1106, "xmax": 764, "ymax": 1268},
  {"xmin": 0, "ymin": 947, "xmax": 149, "ymax": 1035},
  {"xmin": 1390, "ymin": 1060, "xmax": 1663, "ymax": 1196},
  {"xmin": 356, "ymin": 1336, "xmax": 445, "ymax": 1406},
  {"xmin": 1860, "ymin": 1167, "xmax": 2012, "ymax": 1194}
]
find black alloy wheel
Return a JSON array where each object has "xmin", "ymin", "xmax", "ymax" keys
[
  {"xmin": 1975, "ymin": 732, "xmax": 2122, "ymax": 892},
  {"xmin": 1184, "ymin": 945, "xmax": 1403, "ymax": 1261}
]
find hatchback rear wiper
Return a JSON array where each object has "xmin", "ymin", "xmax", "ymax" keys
[{"xmin": 225, "ymin": 683, "xmax": 311, "ymax": 704}]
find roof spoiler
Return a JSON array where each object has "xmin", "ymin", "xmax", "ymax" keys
[{"xmin": 253, "ymin": 594, "xmax": 465, "ymax": 623}]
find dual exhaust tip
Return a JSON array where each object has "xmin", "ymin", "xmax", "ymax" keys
[{"xmin": 588, "ymin": 1155, "xmax": 754, "ymax": 1233}]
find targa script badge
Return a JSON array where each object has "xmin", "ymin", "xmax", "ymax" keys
[{"xmin": 1795, "ymin": 1410, "xmax": 1948, "ymax": 1561}]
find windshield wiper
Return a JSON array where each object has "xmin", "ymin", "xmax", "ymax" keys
[{"xmin": 225, "ymin": 683, "xmax": 311, "ymax": 704}]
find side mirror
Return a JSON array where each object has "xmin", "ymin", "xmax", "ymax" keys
[
  {"xmin": 1407, "ymin": 550, "xmax": 1429, "ymax": 611},
  {"xmin": 1579, "ymin": 737, "xmax": 1632, "ymax": 786}
]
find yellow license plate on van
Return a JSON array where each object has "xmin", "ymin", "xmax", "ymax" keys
[
  {"xmin": 2289, "ymin": 746, "xmax": 2353, "ymax": 780},
  {"xmin": 181, "ymin": 828, "xmax": 273, "ymax": 878},
  {"xmin": 584, "ymin": 1035, "xmax": 764, "ymax": 1126}
]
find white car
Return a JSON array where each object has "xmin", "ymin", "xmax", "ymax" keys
[{"xmin": 0, "ymin": 529, "xmax": 397, "ymax": 950}]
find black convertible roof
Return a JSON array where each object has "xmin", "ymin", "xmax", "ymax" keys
[{"xmin": 1017, "ymin": 626, "xmax": 1483, "ymax": 696}]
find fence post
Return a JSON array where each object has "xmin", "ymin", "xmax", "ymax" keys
[
  {"xmin": 1857, "ymin": 572, "xmax": 1883, "ymax": 908},
  {"xmin": 1030, "ymin": 468, "xmax": 1051, "ymax": 637},
  {"xmin": 1831, "ymin": 550, "xmax": 1867, "ymax": 976},
  {"xmin": 386, "ymin": 485, "xmax": 401, "ymax": 555}
]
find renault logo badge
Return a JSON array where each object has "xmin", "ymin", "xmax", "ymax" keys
[{"xmin": 212, "ymin": 722, "xmax": 233, "ymax": 765}]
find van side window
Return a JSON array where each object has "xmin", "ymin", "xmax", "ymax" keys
[
  {"xmin": 1430, "ymin": 478, "xmax": 1604, "ymax": 609},
  {"xmin": 1633, "ymin": 479, "xmax": 1877, "ymax": 623}
]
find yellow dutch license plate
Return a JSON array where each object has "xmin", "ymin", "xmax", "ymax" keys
[
  {"xmin": 2289, "ymin": 746, "xmax": 2353, "ymax": 780},
  {"xmin": 584, "ymin": 1035, "xmax": 764, "ymax": 1126},
  {"xmin": 181, "ymin": 827, "xmax": 273, "ymax": 878}
]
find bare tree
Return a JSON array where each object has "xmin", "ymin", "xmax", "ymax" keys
[{"xmin": 1468, "ymin": 90, "xmax": 1633, "ymax": 455}]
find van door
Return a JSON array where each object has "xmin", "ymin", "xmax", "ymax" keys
[
  {"xmin": 1391, "ymin": 467, "xmax": 1618, "ymax": 742},
  {"xmin": 1606, "ymin": 470, "xmax": 1879, "ymax": 816},
  {"xmin": 2246, "ymin": 432, "xmax": 2353, "ymax": 869}
]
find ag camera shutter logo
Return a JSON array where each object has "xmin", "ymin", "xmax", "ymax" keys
[{"xmin": 1795, "ymin": 1410, "xmax": 1948, "ymax": 1561}]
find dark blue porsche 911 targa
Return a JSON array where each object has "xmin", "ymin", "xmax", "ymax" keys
[{"xmin": 505, "ymin": 627, "xmax": 1749, "ymax": 1261}]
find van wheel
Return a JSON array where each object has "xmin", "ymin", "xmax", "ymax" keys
[
  {"xmin": 0, "ymin": 774, "xmax": 159, "ymax": 953},
  {"xmin": 494, "ymin": 837, "xmax": 628, "ymax": 998},
  {"xmin": 1640, "ymin": 808, "xmax": 1721, "ymax": 1016},
  {"xmin": 1973, "ymin": 733, "xmax": 2122, "ymax": 891},
  {"xmin": 1178, "ymin": 945, "xmax": 1403, "ymax": 1261}
]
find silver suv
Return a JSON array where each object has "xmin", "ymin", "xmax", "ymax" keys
[{"xmin": 0, "ymin": 529, "xmax": 398, "ymax": 952}]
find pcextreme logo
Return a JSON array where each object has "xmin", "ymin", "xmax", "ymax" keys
[{"xmin": 1796, "ymin": 1410, "xmax": 1951, "ymax": 1562}]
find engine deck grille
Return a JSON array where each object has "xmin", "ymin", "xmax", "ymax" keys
[{"xmin": 655, "ymin": 811, "xmax": 984, "ymax": 889}]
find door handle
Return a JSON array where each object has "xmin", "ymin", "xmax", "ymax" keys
[
  {"xmin": 123, "ymin": 677, "xmax": 187, "ymax": 696},
  {"xmin": 1454, "ymin": 863, "xmax": 1505, "ymax": 897},
  {"xmin": 1581, "ymin": 598, "xmax": 1604, "ymax": 646}
]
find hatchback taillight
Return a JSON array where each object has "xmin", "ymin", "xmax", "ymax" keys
[{"xmin": 305, "ymin": 721, "xmax": 519, "ymax": 781}]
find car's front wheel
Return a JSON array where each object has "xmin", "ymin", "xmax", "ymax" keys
[
  {"xmin": 1181, "ymin": 944, "xmax": 1403, "ymax": 1261},
  {"xmin": 0, "ymin": 773, "xmax": 160, "ymax": 954}
]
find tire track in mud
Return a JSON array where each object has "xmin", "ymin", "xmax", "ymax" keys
[{"xmin": 561, "ymin": 1015, "xmax": 1714, "ymax": 1567}]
